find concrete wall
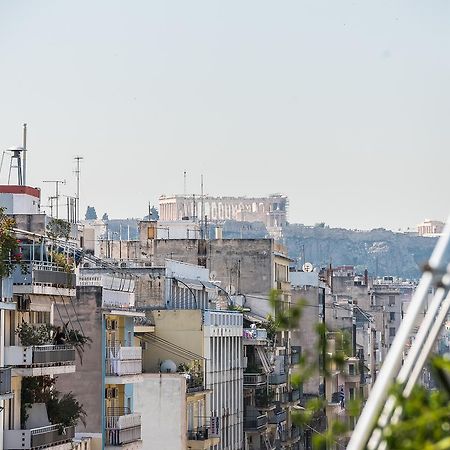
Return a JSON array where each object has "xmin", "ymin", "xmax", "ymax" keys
[
  {"xmin": 291, "ymin": 286, "xmax": 322, "ymax": 395},
  {"xmin": 55, "ymin": 287, "xmax": 103, "ymax": 435},
  {"xmin": 134, "ymin": 374, "xmax": 186, "ymax": 450}
]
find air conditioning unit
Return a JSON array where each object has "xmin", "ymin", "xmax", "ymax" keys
[
  {"xmin": 107, "ymin": 319, "xmax": 118, "ymax": 330},
  {"xmin": 105, "ymin": 387, "xmax": 119, "ymax": 399}
]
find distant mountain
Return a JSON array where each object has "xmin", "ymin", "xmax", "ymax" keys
[
  {"xmin": 283, "ymin": 224, "xmax": 440, "ymax": 279},
  {"xmin": 221, "ymin": 221, "xmax": 444, "ymax": 279}
]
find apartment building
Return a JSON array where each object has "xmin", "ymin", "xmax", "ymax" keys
[
  {"xmin": 138, "ymin": 308, "xmax": 243, "ymax": 450},
  {"xmin": 56, "ymin": 270, "xmax": 144, "ymax": 450},
  {"xmin": 0, "ymin": 184, "xmax": 89, "ymax": 450}
]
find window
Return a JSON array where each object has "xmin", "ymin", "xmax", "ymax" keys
[
  {"xmin": 349, "ymin": 387, "xmax": 355, "ymax": 400},
  {"xmin": 348, "ymin": 364, "xmax": 355, "ymax": 376},
  {"xmin": 388, "ymin": 295, "xmax": 396, "ymax": 306},
  {"xmin": 389, "ymin": 312, "xmax": 395, "ymax": 322},
  {"xmin": 389, "ymin": 327, "xmax": 396, "ymax": 337}
]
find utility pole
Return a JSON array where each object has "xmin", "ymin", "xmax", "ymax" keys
[
  {"xmin": 43, "ymin": 180, "xmax": 66, "ymax": 218},
  {"xmin": 74, "ymin": 156, "xmax": 83, "ymax": 222}
]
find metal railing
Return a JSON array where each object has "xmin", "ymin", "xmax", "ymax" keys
[
  {"xmin": 31, "ymin": 424, "xmax": 75, "ymax": 447},
  {"xmin": 269, "ymin": 410, "xmax": 287, "ymax": 424},
  {"xmin": 244, "ymin": 414, "xmax": 268, "ymax": 430},
  {"xmin": 105, "ymin": 346, "xmax": 142, "ymax": 376},
  {"xmin": 105, "ymin": 408, "xmax": 141, "ymax": 446},
  {"xmin": 187, "ymin": 426, "xmax": 212, "ymax": 441},
  {"xmin": 13, "ymin": 262, "xmax": 76, "ymax": 288},
  {"xmin": 32, "ymin": 345, "xmax": 76, "ymax": 365},
  {"xmin": 0, "ymin": 367, "xmax": 11, "ymax": 395},
  {"xmin": 244, "ymin": 373, "xmax": 267, "ymax": 386},
  {"xmin": 186, "ymin": 375, "xmax": 205, "ymax": 393},
  {"xmin": 5, "ymin": 344, "xmax": 76, "ymax": 367},
  {"xmin": 243, "ymin": 328, "xmax": 268, "ymax": 341}
]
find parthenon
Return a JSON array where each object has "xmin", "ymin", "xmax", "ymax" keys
[{"xmin": 159, "ymin": 194, "xmax": 288, "ymax": 229}]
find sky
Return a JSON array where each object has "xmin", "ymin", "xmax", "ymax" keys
[{"xmin": 0, "ymin": 1, "xmax": 449, "ymax": 230}]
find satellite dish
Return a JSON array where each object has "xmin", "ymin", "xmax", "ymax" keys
[
  {"xmin": 302, "ymin": 262, "xmax": 313, "ymax": 273},
  {"xmin": 160, "ymin": 360, "xmax": 177, "ymax": 373}
]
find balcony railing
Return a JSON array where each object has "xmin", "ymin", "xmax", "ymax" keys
[
  {"xmin": 105, "ymin": 407, "xmax": 141, "ymax": 446},
  {"xmin": 5, "ymin": 345, "xmax": 75, "ymax": 367},
  {"xmin": 106, "ymin": 346, "xmax": 142, "ymax": 376},
  {"xmin": 4, "ymin": 424, "xmax": 75, "ymax": 449},
  {"xmin": 269, "ymin": 373, "xmax": 287, "ymax": 384},
  {"xmin": 244, "ymin": 373, "xmax": 267, "ymax": 386},
  {"xmin": 0, "ymin": 367, "xmax": 12, "ymax": 395},
  {"xmin": 186, "ymin": 374, "xmax": 205, "ymax": 393},
  {"xmin": 268, "ymin": 410, "xmax": 287, "ymax": 424},
  {"xmin": 102, "ymin": 288, "xmax": 135, "ymax": 309},
  {"xmin": 187, "ymin": 426, "xmax": 213, "ymax": 441},
  {"xmin": 13, "ymin": 262, "xmax": 76, "ymax": 289},
  {"xmin": 243, "ymin": 328, "xmax": 268, "ymax": 342},
  {"xmin": 243, "ymin": 414, "xmax": 268, "ymax": 430}
]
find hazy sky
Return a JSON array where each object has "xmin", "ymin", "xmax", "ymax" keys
[{"xmin": 0, "ymin": 1, "xmax": 449, "ymax": 230}]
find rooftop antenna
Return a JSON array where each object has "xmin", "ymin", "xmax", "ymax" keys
[
  {"xmin": 74, "ymin": 156, "xmax": 83, "ymax": 222},
  {"xmin": 201, "ymin": 174, "xmax": 204, "ymax": 238},
  {"xmin": 183, "ymin": 170, "xmax": 187, "ymax": 196},
  {"xmin": 43, "ymin": 179, "xmax": 66, "ymax": 218},
  {"xmin": 22, "ymin": 123, "xmax": 27, "ymax": 185}
]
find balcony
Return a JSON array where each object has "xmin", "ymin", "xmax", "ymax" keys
[
  {"xmin": 268, "ymin": 410, "xmax": 287, "ymax": 424},
  {"xmin": 269, "ymin": 373, "xmax": 287, "ymax": 385},
  {"xmin": 103, "ymin": 288, "xmax": 135, "ymax": 310},
  {"xmin": 0, "ymin": 367, "xmax": 13, "ymax": 399},
  {"xmin": 5, "ymin": 345, "xmax": 76, "ymax": 377},
  {"xmin": 243, "ymin": 328, "xmax": 268, "ymax": 345},
  {"xmin": 105, "ymin": 407, "xmax": 142, "ymax": 447},
  {"xmin": 4, "ymin": 424, "xmax": 75, "ymax": 449},
  {"xmin": 106, "ymin": 346, "xmax": 142, "ymax": 383},
  {"xmin": 187, "ymin": 426, "xmax": 220, "ymax": 449},
  {"xmin": 243, "ymin": 413, "xmax": 268, "ymax": 431},
  {"xmin": 12, "ymin": 262, "xmax": 76, "ymax": 296},
  {"xmin": 186, "ymin": 373, "xmax": 207, "ymax": 395},
  {"xmin": 244, "ymin": 373, "xmax": 267, "ymax": 387}
]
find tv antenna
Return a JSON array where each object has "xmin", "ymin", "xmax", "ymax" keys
[
  {"xmin": 43, "ymin": 179, "xmax": 66, "ymax": 218},
  {"xmin": 74, "ymin": 156, "xmax": 83, "ymax": 222}
]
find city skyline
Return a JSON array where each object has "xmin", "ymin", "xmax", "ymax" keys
[{"xmin": 1, "ymin": 1, "xmax": 449, "ymax": 230}]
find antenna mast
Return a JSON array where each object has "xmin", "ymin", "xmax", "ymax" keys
[
  {"xmin": 22, "ymin": 123, "xmax": 27, "ymax": 186},
  {"xmin": 74, "ymin": 156, "xmax": 83, "ymax": 222},
  {"xmin": 43, "ymin": 180, "xmax": 66, "ymax": 219}
]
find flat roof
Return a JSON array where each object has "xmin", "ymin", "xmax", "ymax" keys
[{"xmin": 0, "ymin": 185, "xmax": 40, "ymax": 198}]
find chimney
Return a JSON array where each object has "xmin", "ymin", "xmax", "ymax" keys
[{"xmin": 364, "ymin": 269, "xmax": 368, "ymax": 286}]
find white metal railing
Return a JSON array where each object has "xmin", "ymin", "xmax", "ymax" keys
[
  {"xmin": 243, "ymin": 328, "xmax": 268, "ymax": 340},
  {"xmin": 103, "ymin": 288, "xmax": 135, "ymax": 308},
  {"xmin": 106, "ymin": 346, "xmax": 142, "ymax": 376},
  {"xmin": 105, "ymin": 409, "xmax": 141, "ymax": 446}
]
